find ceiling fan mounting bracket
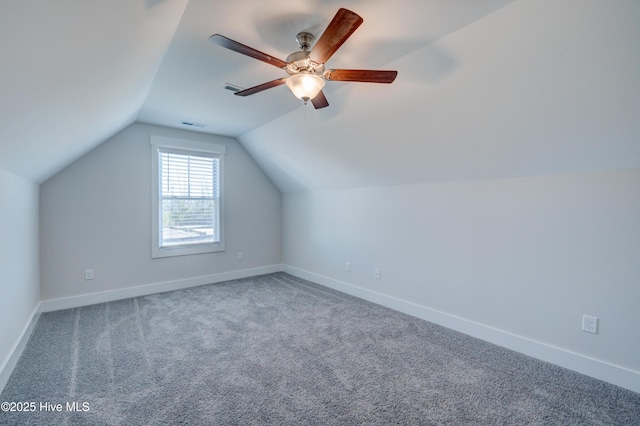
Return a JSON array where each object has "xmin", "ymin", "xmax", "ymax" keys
[{"xmin": 295, "ymin": 32, "xmax": 315, "ymax": 51}]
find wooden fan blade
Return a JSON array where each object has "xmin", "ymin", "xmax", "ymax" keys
[
  {"xmin": 234, "ymin": 78, "xmax": 287, "ymax": 96},
  {"xmin": 325, "ymin": 69, "xmax": 398, "ymax": 83},
  {"xmin": 310, "ymin": 8, "xmax": 363, "ymax": 64},
  {"xmin": 311, "ymin": 90, "xmax": 329, "ymax": 109},
  {"xmin": 209, "ymin": 34, "xmax": 288, "ymax": 69}
]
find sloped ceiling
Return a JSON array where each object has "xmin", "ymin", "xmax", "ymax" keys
[
  {"xmin": 0, "ymin": 0, "xmax": 189, "ymax": 183},
  {"xmin": 138, "ymin": 0, "xmax": 518, "ymax": 136},
  {"xmin": 1, "ymin": 0, "xmax": 638, "ymax": 188},
  {"xmin": 239, "ymin": 0, "xmax": 640, "ymax": 192},
  {"xmin": 0, "ymin": 0, "xmax": 517, "ymax": 183}
]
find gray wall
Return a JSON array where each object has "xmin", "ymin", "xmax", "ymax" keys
[
  {"xmin": 283, "ymin": 169, "xmax": 640, "ymax": 374},
  {"xmin": 0, "ymin": 167, "xmax": 39, "ymax": 374},
  {"xmin": 40, "ymin": 123, "xmax": 281, "ymax": 300},
  {"xmin": 239, "ymin": 0, "xmax": 640, "ymax": 390}
]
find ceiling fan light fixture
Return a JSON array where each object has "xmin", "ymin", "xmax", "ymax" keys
[{"xmin": 286, "ymin": 73, "xmax": 325, "ymax": 103}]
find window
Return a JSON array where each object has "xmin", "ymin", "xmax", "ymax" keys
[{"xmin": 151, "ymin": 136, "xmax": 225, "ymax": 258}]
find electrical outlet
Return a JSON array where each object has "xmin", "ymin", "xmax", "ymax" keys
[
  {"xmin": 84, "ymin": 269, "xmax": 94, "ymax": 280},
  {"xmin": 374, "ymin": 268, "xmax": 381, "ymax": 280},
  {"xmin": 346, "ymin": 262, "xmax": 351, "ymax": 272},
  {"xmin": 582, "ymin": 315, "xmax": 598, "ymax": 334}
]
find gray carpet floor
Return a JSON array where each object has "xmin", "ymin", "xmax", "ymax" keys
[{"xmin": 1, "ymin": 272, "xmax": 639, "ymax": 425}]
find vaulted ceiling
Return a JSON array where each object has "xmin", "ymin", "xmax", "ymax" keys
[{"xmin": 1, "ymin": 0, "xmax": 638, "ymax": 188}]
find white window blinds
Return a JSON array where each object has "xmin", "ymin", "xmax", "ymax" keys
[{"xmin": 158, "ymin": 148, "xmax": 220, "ymax": 248}]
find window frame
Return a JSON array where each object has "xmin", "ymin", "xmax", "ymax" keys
[{"xmin": 150, "ymin": 135, "xmax": 226, "ymax": 258}]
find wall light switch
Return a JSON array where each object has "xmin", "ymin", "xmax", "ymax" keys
[
  {"xmin": 346, "ymin": 262, "xmax": 351, "ymax": 272},
  {"xmin": 374, "ymin": 268, "xmax": 381, "ymax": 280}
]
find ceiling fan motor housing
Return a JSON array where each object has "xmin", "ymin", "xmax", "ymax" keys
[{"xmin": 285, "ymin": 50, "xmax": 324, "ymax": 77}]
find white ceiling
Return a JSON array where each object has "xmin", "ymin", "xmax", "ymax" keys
[
  {"xmin": 238, "ymin": 0, "xmax": 640, "ymax": 192},
  {"xmin": 1, "ymin": 0, "xmax": 638, "ymax": 188},
  {"xmin": 0, "ymin": 0, "xmax": 189, "ymax": 183},
  {"xmin": 0, "ymin": 0, "xmax": 516, "ymax": 183},
  {"xmin": 138, "ymin": 0, "xmax": 518, "ymax": 136}
]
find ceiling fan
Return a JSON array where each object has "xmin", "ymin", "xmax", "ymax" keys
[{"xmin": 209, "ymin": 8, "xmax": 398, "ymax": 109}]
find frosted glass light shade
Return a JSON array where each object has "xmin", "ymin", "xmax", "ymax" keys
[{"xmin": 286, "ymin": 73, "xmax": 325, "ymax": 102}]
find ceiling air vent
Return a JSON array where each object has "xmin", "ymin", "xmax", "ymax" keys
[
  {"xmin": 181, "ymin": 121, "xmax": 207, "ymax": 128},
  {"xmin": 224, "ymin": 83, "xmax": 243, "ymax": 93}
]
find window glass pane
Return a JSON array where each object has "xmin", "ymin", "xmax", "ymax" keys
[
  {"xmin": 159, "ymin": 150, "xmax": 219, "ymax": 248},
  {"xmin": 161, "ymin": 199, "xmax": 216, "ymax": 246}
]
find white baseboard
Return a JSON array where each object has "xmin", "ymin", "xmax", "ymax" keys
[
  {"xmin": 2, "ymin": 266, "xmax": 283, "ymax": 393},
  {"xmin": 0, "ymin": 303, "xmax": 41, "ymax": 393},
  {"xmin": 283, "ymin": 265, "xmax": 640, "ymax": 394},
  {"xmin": 41, "ymin": 264, "xmax": 284, "ymax": 312},
  {"xmin": 9, "ymin": 265, "xmax": 638, "ymax": 395}
]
